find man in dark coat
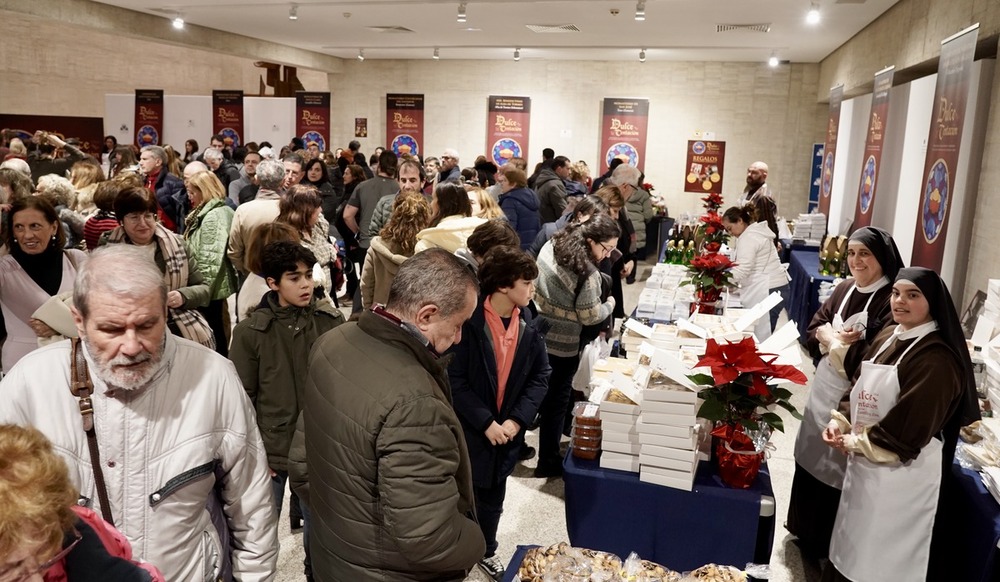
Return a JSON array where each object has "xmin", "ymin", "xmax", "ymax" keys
[
  {"xmin": 535, "ymin": 155, "xmax": 571, "ymax": 224},
  {"xmin": 138, "ymin": 145, "xmax": 186, "ymax": 232},
  {"xmin": 299, "ymin": 249, "xmax": 486, "ymax": 581}
]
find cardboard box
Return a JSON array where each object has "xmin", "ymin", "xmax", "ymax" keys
[
  {"xmin": 642, "ymin": 386, "xmax": 698, "ymax": 404},
  {"xmin": 638, "ymin": 443, "xmax": 700, "ymax": 463},
  {"xmin": 602, "ymin": 429, "xmax": 641, "ymax": 444},
  {"xmin": 638, "ymin": 432, "xmax": 698, "ymax": 450},
  {"xmin": 639, "ymin": 412, "xmax": 697, "ymax": 427},
  {"xmin": 638, "ymin": 465, "xmax": 697, "ymax": 491},
  {"xmin": 602, "ymin": 419, "xmax": 639, "ymax": 435},
  {"xmin": 639, "ymin": 451, "xmax": 699, "ymax": 473},
  {"xmin": 600, "ymin": 451, "xmax": 640, "ymax": 473},
  {"xmin": 599, "ymin": 404, "xmax": 640, "ymax": 419},
  {"xmin": 636, "ymin": 419, "xmax": 694, "ymax": 439},
  {"xmin": 641, "ymin": 400, "xmax": 697, "ymax": 415},
  {"xmin": 604, "ymin": 440, "xmax": 642, "ymax": 455}
]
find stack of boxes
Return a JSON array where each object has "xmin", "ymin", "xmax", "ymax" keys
[
  {"xmin": 791, "ymin": 213, "xmax": 827, "ymax": 245},
  {"xmin": 637, "ymin": 384, "xmax": 702, "ymax": 491},
  {"xmin": 598, "ymin": 397, "xmax": 641, "ymax": 472},
  {"xmin": 637, "ymin": 263, "xmax": 696, "ymax": 322}
]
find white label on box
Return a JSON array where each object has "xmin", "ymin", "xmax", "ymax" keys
[
  {"xmin": 632, "ymin": 366, "xmax": 652, "ymax": 393},
  {"xmin": 734, "ymin": 292, "xmax": 783, "ymax": 332},
  {"xmin": 588, "ymin": 382, "xmax": 611, "ymax": 405},
  {"xmin": 624, "ymin": 318, "xmax": 654, "ymax": 338}
]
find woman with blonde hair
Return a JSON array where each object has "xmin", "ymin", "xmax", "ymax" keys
[
  {"xmin": 360, "ymin": 191, "xmax": 432, "ymax": 308},
  {"xmin": 277, "ymin": 185, "xmax": 336, "ymax": 304},
  {"xmin": 184, "ymin": 170, "xmax": 238, "ymax": 355},
  {"xmin": 414, "ymin": 182, "xmax": 486, "ymax": 253},
  {"xmin": 0, "ymin": 424, "xmax": 164, "ymax": 581},
  {"xmin": 467, "ymin": 186, "xmax": 505, "ymax": 220}
]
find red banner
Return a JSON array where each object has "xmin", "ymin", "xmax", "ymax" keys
[
  {"xmin": 683, "ymin": 140, "xmax": 726, "ymax": 194},
  {"xmin": 212, "ymin": 90, "xmax": 244, "ymax": 150},
  {"xmin": 0, "ymin": 114, "xmax": 103, "ymax": 156},
  {"xmin": 852, "ymin": 68, "xmax": 895, "ymax": 229},
  {"xmin": 386, "ymin": 94, "xmax": 424, "ymax": 158},
  {"xmin": 134, "ymin": 89, "xmax": 163, "ymax": 147},
  {"xmin": 910, "ymin": 24, "xmax": 980, "ymax": 271},
  {"xmin": 485, "ymin": 96, "xmax": 530, "ymax": 167},
  {"xmin": 598, "ymin": 98, "xmax": 649, "ymax": 174},
  {"xmin": 295, "ymin": 92, "xmax": 330, "ymax": 152},
  {"xmin": 817, "ymin": 85, "xmax": 843, "ymax": 217}
]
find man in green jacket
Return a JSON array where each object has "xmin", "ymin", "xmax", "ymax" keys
[
  {"xmin": 229, "ymin": 241, "xmax": 345, "ymax": 581},
  {"xmin": 299, "ymin": 249, "xmax": 486, "ymax": 581}
]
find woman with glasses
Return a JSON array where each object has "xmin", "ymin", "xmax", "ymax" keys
[
  {"xmin": 101, "ymin": 186, "xmax": 214, "ymax": 348},
  {"xmin": 0, "ymin": 424, "xmax": 164, "ymax": 581},
  {"xmin": 787, "ymin": 226, "xmax": 903, "ymax": 561},
  {"xmin": 532, "ymin": 212, "xmax": 619, "ymax": 477},
  {"xmin": 0, "ymin": 197, "xmax": 87, "ymax": 373},
  {"xmin": 720, "ymin": 205, "xmax": 788, "ymax": 340}
]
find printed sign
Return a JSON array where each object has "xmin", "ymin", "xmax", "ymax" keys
[
  {"xmin": 386, "ymin": 94, "xmax": 424, "ymax": 157},
  {"xmin": 598, "ymin": 98, "xmax": 649, "ymax": 174},
  {"xmin": 212, "ymin": 90, "xmax": 244, "ymax": 150},
  {"xmin": 683, "ymin": 140, "xmax": 726, "ymax": 194},
  {"xmin": 486, "ymin": 96, "xmax": 531, "ymax": 167},
  {"xmin": 852, "ymin": 68, "xmax": 894, "ymax": 228},
  {"xmin": 134, "ymin": 89, "xmax": 164, "ymax": 147},
  {"xmin": 295, "ymin": 92, "xmax": 331, "ymax": 152},
  {"xmin": 817, "ymin": 85, "xmax": 844, "ymax": 217}
]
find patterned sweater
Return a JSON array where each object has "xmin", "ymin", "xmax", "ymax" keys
[{"xmin": 533, "ymin": 241, "xmax": 613, "ymax": 357}]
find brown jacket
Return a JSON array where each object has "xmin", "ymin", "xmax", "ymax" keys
[{"xmin": 301, "ymin": 310, "xmax": 485, "ymax": 581}]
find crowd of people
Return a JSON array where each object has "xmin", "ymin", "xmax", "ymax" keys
[
  {"xmin": 0, "ymin": 128, "xmax": 979, "ymax": 582},
  {"xmin": 0, "ymin": 130, "xmax": 663, "ymax": 582}
]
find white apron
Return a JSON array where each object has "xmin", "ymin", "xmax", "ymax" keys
[
  {"xmin": 829, "ymin": 332, "xmax": 943, "ymax": 582},
  {"xmin": 793, "ymin": 285, "xmax": 878, "ymax": 488}
]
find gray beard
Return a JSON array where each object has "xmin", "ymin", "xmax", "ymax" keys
[{"xmin": 83, "ymin": 334, "xmax": 168, "ymax": 392}]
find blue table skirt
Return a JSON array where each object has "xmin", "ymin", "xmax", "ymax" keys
[
  {"xmin": 931, "ymin": 462, "xmax": 1000, "ymax": 582},
  {"xmin": 562, "ymin": 452, "xmax": 774, "ymax": 572},
  {"xmin": 787, "ymin": 250, "xmax": 834, "ymax": 344}
]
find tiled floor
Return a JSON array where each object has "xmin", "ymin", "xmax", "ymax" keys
[{"xmin": 273, "ymin": 258, "xmax": 823, "ymax": 581}]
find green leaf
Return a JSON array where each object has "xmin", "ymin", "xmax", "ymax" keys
[
  {"xmin": 775, "ymin": 400, "xmax": 803, "ymax": 419},
  {"xmin": 771, "ymin": 387, "xmax": 793, "ymax": 401},
  {"xmin": 760, "ymin": 412, "xmax": 785, "ymax": 432},
  {"xmin": 739, "ymin": 417, "xmax": 759, "ymax": 431},
  {"xmin": 689, "ymin": 373, "xmax": 715, "ymax": 386},
  {"xmin": 697, "ymin": 397, "xmax": 726, "ymax": 422}
]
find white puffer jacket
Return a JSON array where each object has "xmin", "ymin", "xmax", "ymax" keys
[
  {"xmin": 0, "ymin": 336, "xmax": 278, "ymax": 581},
  {"xmin": 730, "ymin": 221, "xmax": 788, "ymax": 337}
]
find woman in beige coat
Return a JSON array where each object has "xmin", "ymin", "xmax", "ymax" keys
[{"xmin": 360, "ymin": 192, "xmax": 431, "ymax": 309}]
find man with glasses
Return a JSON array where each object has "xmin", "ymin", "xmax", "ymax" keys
[
  {"xmin": 138, "ymin": 145, "xmax": 186, "ymax": 233},
  {"xmin": 439, "ymin": 148, "xmax": 461, "ymax": 184}
]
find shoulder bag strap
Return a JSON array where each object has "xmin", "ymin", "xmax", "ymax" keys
[{"xmin": 70, "ymin": 337, "xmax": 115, "ymax": 525}]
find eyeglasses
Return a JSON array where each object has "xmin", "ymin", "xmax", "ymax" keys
[
  {"xmin": 123, "ymin": 212, "xmax": 157, "ymax": 226},
  {"xmin": 0, "ymin": 529, "xmax": 81, "ymax": 582},
  {"xmin": 599, "ymin": 242, "xmax": 615, "ymax": 257}
]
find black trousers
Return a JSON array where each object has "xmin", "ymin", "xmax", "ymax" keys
[
  {"xmin": 474, "ymin": 479, "xmax": 509, "ymax": 558},
  {"xmin": 537, "ymin": 354, "xmax": 580, "ymax": 470},
  {"xmin": 199, "ymin": 299, "xmax": 229, "ymax": 357}
]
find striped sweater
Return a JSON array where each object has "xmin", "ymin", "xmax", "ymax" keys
[{"xmin": 533, "ymin": 241, "xmax": 614, "ymax": 357}]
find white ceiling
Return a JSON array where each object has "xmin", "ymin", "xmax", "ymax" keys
[{"xmin": 93, "ymin": 0, "xmax": 901, "ymax": 64}]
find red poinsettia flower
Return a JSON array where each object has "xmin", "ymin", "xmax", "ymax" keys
[
  {"xmin": 704, "ymin": 242, "xmax": 721, "ymax": 253},
  {"xmin": 695, "ymin": 337, "xmax": 770, "ymax": 386}
]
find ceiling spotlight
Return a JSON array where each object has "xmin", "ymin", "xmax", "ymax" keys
[
  {"xmin": 635, "ymin": 1, "xmax": 646, "ymax": 21},
  {"xmin": 806, "ymin": 3, "xmax": 821, "ymax": 25},
  {"xmin": 457, "ymin": 3, "xmax": 467, "ymax": 23},
  {"xmin": 289, "ymin": 5, "xmax": 298, "ymax": 20},
  {"xmin": 357, "ymin": 49, "xmax": 365, "ymax": 61},
  {"xmin": 433, "ymin": 47, "xmax": 440, "ymax": 60},
  {"xmin": 768, "ymin": 54, "xmax": 779, "ymax": 67},
  {"xmin": 172, "ymin": 15, "xmax": 184, "ymax": 29},
  {"xmin": 639, "ymin": 48, "xmax": 646, "ymax": 63},
  {"xmin": 514, "ymin": 47, "xmax": 521, "ymax": 61}
]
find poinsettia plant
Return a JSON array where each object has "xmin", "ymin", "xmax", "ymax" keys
[
  {"xmin": 697, "ymin": 211, "xmax": 728, "ymax": 251},
  {"xmin": 701, "ymin": 192, "xmax": 724, "ymax": 213},
  {"xmin": 689, "ymin": 337, "xmax": 807, "ymax": 433},
  {"xmin": 681, "ymin": 251, "xmax": 736, "ymax": 294}
]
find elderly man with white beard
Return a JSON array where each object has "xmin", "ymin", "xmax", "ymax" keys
[{"xmin": 0, "ymin": 245, "xmax": 278, "ymax": 581}]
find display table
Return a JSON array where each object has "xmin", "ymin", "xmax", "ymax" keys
[
  {"xmin": 778, "ymin": 239, "xmax": 820, "ymax": 264},
  {"xmin": 562, "ymin": 452, "xmax": 775, "ymax": 572},
  {"xmin": 787, "ymin": 250, "xmax": 834, "ymax": 343},
  {"xmin": 930, "ymin": 461, "xmax": 1000, "ymax": 581}
]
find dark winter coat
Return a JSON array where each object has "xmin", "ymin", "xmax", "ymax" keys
[
  {"xmin": 153, "ymin": 171, "xmax": 186, "ymax": 233},
  {"xmin": 228, "ymin": 292, "xmax": 345, "ymax": 471},
  {"xmin": 447, "ymin": 298, "xmax": 551, "ymax": 487},
  {"xmin": 499, "ymin": 186, "xmax": 541, "ymax": 250},
  {"xmin": 534, "ymin": 168, "xmax": 567, "ymax": 224}
]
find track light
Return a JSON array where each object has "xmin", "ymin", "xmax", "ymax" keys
[
  {"xmin": 635, "ymin": 1, "xmax": 646, "ymax": 21},
  {"xmin": 357, "ymin": 49, "xmax": 365, "ymax": 61},
  {"xmin": 806, "ymin": 3, "xmax": 820, "ymax": 25},
  {"xmin": 639, "ymin": 48, "xmax": 646, "ymax": 63},
  {"xmin": 172, "ymin": 15, "xmax": 185, "ymax": 29},
  {"xmin": 514, "ymin": 47, "xmax": 520, "ymax": 61},
  {"xmin": 768, "ymin": 54, "xmax": 779, "ymax": 67},
  {"xmin": 457, "ymin": 3, "xmax": 467, "ymax": 23},
  {"xmin": 433, "ymin": 47, "xmax": 440, "ymax": 60},
  {"xmin": 289, "ymin": 5, "xmax": 298, "ymax": 20}
]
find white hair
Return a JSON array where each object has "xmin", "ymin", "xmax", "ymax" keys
[
  {"xmin": 36, "ymin": 174, "xmax": 75, "ymax": 207},
  {"xmin": 0, "ymin": 158, "xmax": 30, "ymax": 177},
  {"xmin": 74, "ymin": 245, "xmax": 166, "ymax": 319},
  {"xmin": 203, "ymin": 148, "xmax": 224, "ymax": 162}
]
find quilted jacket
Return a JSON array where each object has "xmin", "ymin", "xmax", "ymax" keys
[
  {"xmin": 302, "ymin": 310, "xmax": 486, "ymax": 581},
  {"xmin": 185, "ymin": 198, "xmax": 238, "ymax": 300}
]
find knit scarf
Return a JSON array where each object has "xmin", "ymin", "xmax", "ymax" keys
[
  {"xmin": 483, "ymin": 296, "xmax": 519, "ymax": 411},
  {"xmin": 106, "ymin": 223, "xmax": 215, "ymax": 349}
]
